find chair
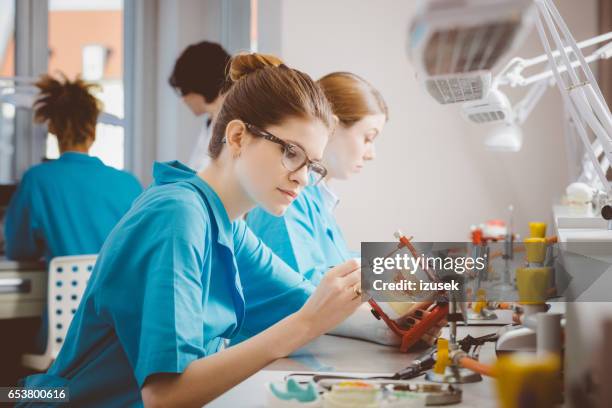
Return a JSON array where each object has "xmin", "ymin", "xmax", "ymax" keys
[{"xmin": 21, "ymin": 254, "xmax": 97, "ymax": 371}]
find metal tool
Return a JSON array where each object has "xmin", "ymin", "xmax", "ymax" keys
[
  {"xmin": 426, "ymin": 276, "xmax": 486, "ymax": 384},
  {"xmin": 284, "ymin": 345, "xmax": 437, "ymax": 384},
  {"xmin": 385, "ymin": 383, "xmax": 463, "ymax": 406},
  {"xmin": 500, "ymin": 205, "xmax": 516, "ymax": 290}
]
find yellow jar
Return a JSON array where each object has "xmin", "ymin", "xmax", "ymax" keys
[
  {"xmin": 524, "ymin": 237, "xmax": 546, "ymax": 264},
  {"xmin": 516, "ymin": 266, "xmax": 551, "ymax": 304},
  {"xmin": 495, "ymin": 353, "xmax": 561, "ymax": 408},
  {"xmin": 528, "ymin": 222, "xmax": 547, "ymax": 239}
]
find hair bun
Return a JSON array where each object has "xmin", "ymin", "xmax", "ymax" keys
[{"xmin": 229, "ymin": 53, "xmax": 284, "ymax": 82}]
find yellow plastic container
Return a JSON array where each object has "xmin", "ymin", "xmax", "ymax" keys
[
  {"xmin": 516, "ymin": 266, "xmax": 551, "ymax": 304},
  {"xmin": 433, "ymin": 338, "xmax": 449, "ymax": 374},
  {"xmin": 473, "ymin": 289, "xmax": 487, "ymax": 313},
  {"xmin": 495, "ymin": 353, "xmax": 561, "ymax": 408},
  {"xmin": 524, "ymin": 237, "xmax": 546, "ymax": 264},
  {"xmin": 529, "ymin": 222, "xmax": 547, "ymax": 238}
]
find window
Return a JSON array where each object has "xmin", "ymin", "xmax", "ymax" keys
[
  {"xmin": 0, "ymin": 0, "xmax": 16, "ymax": 182},
  {"xmin": 46, "ymin": 0, "xmax": 125, "ymax": 169}
]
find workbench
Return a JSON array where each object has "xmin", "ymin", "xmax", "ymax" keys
[{"xmin": 209, "ymin": 322, "xmax": 508, "ymax": 407}]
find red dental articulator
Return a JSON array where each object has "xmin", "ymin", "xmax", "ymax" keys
[{"xmin": 366, "ymin": 232, "xmax": 453, "ymax": 352}]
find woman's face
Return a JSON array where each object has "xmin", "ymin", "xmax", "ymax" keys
[
  {"xmin": 235, "ymin": 117, "xmax": 329, "ymax": 216},
  {"xmin": 323, "ymin": 113, "xmax": 386, "ymax": 180}
]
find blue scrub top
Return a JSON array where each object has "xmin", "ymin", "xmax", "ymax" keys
[
  {"xmin": 18, "ymin": 161, "xmax": 314, "ymax": 407},
  {"xmin": 246, "ymin": 183, "xmax": 353, "ymax": 286},
  {"xmin": 4, "ymin": 152, "xmax": 143, "ymax": 263}
]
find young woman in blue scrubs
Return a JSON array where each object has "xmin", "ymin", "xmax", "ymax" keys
[
  {"xmin": 246, "ymin": 72, "xmax": 444, "ymax": 346},
  {"xmin": 18, "ymin": 54, "xmax": 362, "ymax": 407},
  {"xmin": 5, "ymin": 74, "xmax": 142, "ymax": 263},
  {"xmin": 247, "ymin": 72, "xmax": 386, "ymax": 285}
]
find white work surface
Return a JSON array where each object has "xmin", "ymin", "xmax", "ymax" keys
[{"xmin": 209, "ymin": 324, "xmax": 503, "ymax": 407}]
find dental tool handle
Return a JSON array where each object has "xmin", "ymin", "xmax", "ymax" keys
[
  {"xmin": 449, "ymin": 299, "xmax": 457, "ymax": 345},
  {"xmin": 394, "ymin": 230, "xmax": 439, "ymax": 282}
]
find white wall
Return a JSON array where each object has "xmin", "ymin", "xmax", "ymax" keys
[
  {"xmin": 276, "ymin": 0, "xmax": 598, "ymax": 245},
  {"xmin": 156, "ymin": 0, "xmax": 223, "ymax": 167}
]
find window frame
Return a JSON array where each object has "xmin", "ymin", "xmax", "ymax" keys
[{"xmin": 14, "ymin": 0, "xmax": 48, "ymax": 180}]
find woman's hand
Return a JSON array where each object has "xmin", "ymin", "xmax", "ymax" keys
[{"xmin": 296, "ymin": 259, "xmax": 362, "ymax": 341}]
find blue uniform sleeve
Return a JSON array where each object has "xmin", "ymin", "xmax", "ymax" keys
[
  {"xmin": 97, "ymin": 196, "xmax": 207, "ymax": 388},
  {"xmin": 246, "ymin": 200, "xmax": 328, "ymax": 285},
  {"xmin": 4, "ymin": 171, "xmax": 45, "ymax": 260},
  {"xmin": 232, "ymin": 220, "xmax": 315, "ymax": 339}
]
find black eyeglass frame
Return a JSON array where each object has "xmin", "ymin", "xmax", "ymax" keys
[{"xmin": 243, "ymin": 122, "xmax": 328, "ymax": 185}]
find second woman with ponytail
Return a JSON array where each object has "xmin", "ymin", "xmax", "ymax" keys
[{"xmin": 17, "ymin": 54, "xmax": 362, "ymax": 408}]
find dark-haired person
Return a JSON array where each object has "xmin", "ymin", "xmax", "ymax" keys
[
  {"xmin": 169, "ymin": 41, "xmax": 231, "ymax": 171},
  {"xmin": 5, "ymin": 74, "xmax": 142, "ymax": 263},
  {"xmin": 17, "ymin": 54, "xmax": 361, "ymax": 407}
]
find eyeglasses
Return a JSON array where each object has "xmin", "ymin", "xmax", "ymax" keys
[{"xmin": 244, "ymin": 122, "xmax": 328, "ymax": 186}]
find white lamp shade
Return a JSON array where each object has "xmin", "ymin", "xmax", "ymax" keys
[{"xmin": 484, "ymin": 122, "xmax": 523, "ymax": 152}]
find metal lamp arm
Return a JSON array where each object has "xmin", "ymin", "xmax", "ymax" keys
[
  {"xmin": 496, "ymin": 32, "xmax": 612, "ymax": 88},
  {"xmin": 534, "ymin": 0, "xmax": 612, "ymax": 197},
  {"xmin": 512, "ymin": 77, "xmax": 551, "ymax": 125}
]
